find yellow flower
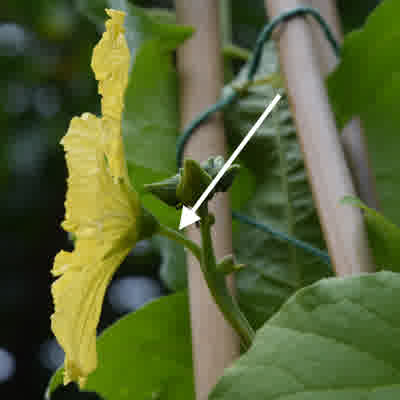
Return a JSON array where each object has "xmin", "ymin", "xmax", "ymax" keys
[{"xmin": 51, "ymin": 9, "xmax": 145, "ymax": 388}]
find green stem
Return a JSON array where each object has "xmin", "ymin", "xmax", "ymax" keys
[
  {"xmin": 198, "ymin": 205, "xmax": 255, "ymax": 349},
  {"xmin": 219, "ymin": 0, "xmax": 232, "ymax": 45},
  {"xmin": 231, "ymin": 72, "xmax": 282, "ymax": 95},
  {"xmin": 250, "ymin": 73, "xmax": 283, "ymax": 88},
  {"xmin": 223, "ymin": 43, "xmax": 251, "ymax": 62},
  {"xmin": 158, "ymin": 224, "xmax": 202, "ymax": 264}
]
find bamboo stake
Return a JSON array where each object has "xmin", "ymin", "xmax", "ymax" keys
[
  {"xmin": 307, "ymin": 0, "xmax": 342, "ymax": 75},
  {"xmin": 175, "ymin": 1, "xmax": 240, "ymax": 399},
  {"xmin": 307, "ymin": 0, "xmax": 380, "ymax": 210},
  {"xmin": 265, "ymin": 0, "xmax": 375, "ymax": 276}
]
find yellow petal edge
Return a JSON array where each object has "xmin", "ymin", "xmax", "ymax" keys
[{"xmin": 51, "ymin": 9, "xmax": 138, "ymax": 388}]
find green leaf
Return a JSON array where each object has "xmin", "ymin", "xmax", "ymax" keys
[
  {"xmin": 327, "ymin": 0, "xmax": 399, "ymax": 126},
  {"xmin": 154, "ymin": 235, "xmax": 188, "ymax": 292},
  {"xmin": 341, "ymin": 195, "xmax": 400, "ymax": 272},
  {"xmin": 46, "ymin": 292, "xmax": 194, "ymax": 400},
  {"xmin": 128, "ymin": 163, "xmax": 181, "ymax": 228},
  {"xmin": 124, "ymin": 40, "xmax": 180, "ymax": 176},
  {"xmin": 109, "ymin": 1, "xmax": 193, "ymax": 57},
  {"xmin": 122, "ymin": 41, "xmax": 179, "ymax": 228},
  {"xmin": 224, "ymin": 42, "xmax": 331, "ymax": 329},
  {"xmin": 327, "ymin": 0, "xmax": 400, "ymax": 225},
  {"xmin": 210, "ymin": 271, "xmax": 400, "ymax": 400},
  {"xmin": 74, "ymin": 0, "xmax": 108, "ymax": 28},
  {"xmin": 118, "ymin": 6, "xmax": 192, "ymax": 228}
]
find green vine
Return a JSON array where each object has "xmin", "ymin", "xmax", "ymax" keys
[
  {"xmin": 198, "ymin": 205, "xmax": 255, "ymax": 349},
  {"xmin": 158, "ymin": 224, "xmax": 202, "ymax": 264}
]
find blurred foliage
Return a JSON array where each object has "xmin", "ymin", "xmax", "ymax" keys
[{"xmin": 0, "ymin": 0, "xmax": 381, "ymax": 398}]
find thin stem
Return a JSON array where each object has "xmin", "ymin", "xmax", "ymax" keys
[
  {"xmin": 219, "ymin": 0, "xmax": 232, "ymax": 45},
  {"xmin": 223, "ymin": 44, "xmax": 251, "ymax": 62},
  {"xmin": 198, "ymin": 205, "xmax": 255, "ymax": 349},
  {"xmin": 231, "ymin": 72, "xmax": 283, "ymax": 95},
  {"xmin": 249, "ymin": 73, "xmax": 283, "ymax": 88},
  {"xmin": 158, "ymin": 224, "xmax": 202, "ymax": 264}
]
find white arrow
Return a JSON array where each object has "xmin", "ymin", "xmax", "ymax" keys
[{"xmin": 179, "ymin": 93, "xmax": 282, "ymax": 230}]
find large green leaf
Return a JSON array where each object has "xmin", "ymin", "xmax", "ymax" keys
[
  {"xmin": 124, "ymin": 40, "xmax": 182, "ymax": 176},
  {"xmin": 224, "ymin": 42, "xmax": 331, "ymax": 329},
  {"xmin": 46, "ymin": 291, "xmax": 194, "ymax": 400},
  {"xmin": 342, "ymin": 195, "xmax": 400, "ymax": 272},
  {"xmin": 327, "ymin": 0, "xmax": 400, "ymax": 225},
  {"xmin": 123, "ymin": 40, "xmax": 182, "ymax": 228},
  {"xmin": 114, "ymin": 6, "xmax": 192, "ymax": 228},
  {"xmin": 210, "ymin": 271, "xmax": 400, "ymax": 399}
]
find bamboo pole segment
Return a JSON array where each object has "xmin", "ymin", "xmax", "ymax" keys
[
  {"xmin": 264, "ymin": 0, "xmax": 375, "ymax": 276},
  {"xmin": 175, "ymin": 1, "xmax": 240, "ymax": 399},
  {"xmin": 307, "ymin": 0, "xmax": 342, "ymax": 75},
  {"xmin": 307, "ymin": 0, "xmax": 380, "ymax": 210}
]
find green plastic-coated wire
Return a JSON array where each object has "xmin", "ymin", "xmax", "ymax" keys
[
  {"xmin": 176, "ymin": 7, "xmax": 339, "ymax": 265},
  {"xmin": 246, "ymin": 6, "xmax": 340, "ymax": 80},
  {"xmin": 176, "ymin": 89, "xmax": 239, "ymax": 170},
  {"xmin": 232, "ymin": 211, "xmax": 332, "ymax": 267}
]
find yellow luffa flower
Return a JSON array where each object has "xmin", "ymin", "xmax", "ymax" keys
[{"xmin": 51, "ymin": 9, "xmax": 140, "ymax": 388}]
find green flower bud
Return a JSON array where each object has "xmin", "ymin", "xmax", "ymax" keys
[
  {"xmin": 217, "ymin": 254, "xmax": 246, "ymax": 275},
  {"xmin": 143, "ymin": 156, "xmax": 241, "ymax": 209},
  {"xmin": 143, "ymin": 174, "xmax": 181, "ymax": 207},
  {"xmin": 176, "ymin": 159, "xmax": 213, "ymax": 207}
]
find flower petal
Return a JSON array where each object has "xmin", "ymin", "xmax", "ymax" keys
[
  {"xmin": 51, "ymin": 243, "xmax": 130, "ymax": 387},
  {"xmin": 90, "ymin": 9, "xmax": 130, "ymax": 180},
  {"xmin": 61, "ymin": 112, "xmax": 139, "ymax": 243},
  {"xmin": 91, "ymin": 9, "xmax": 130, "ymax": 121},
  {"xmin": 51, "ymin": 9, "xmax": 140, "ymax": 386},
  {"xmin": 54, "ymin": 112, "xmax": 138, "ymax": 387}
]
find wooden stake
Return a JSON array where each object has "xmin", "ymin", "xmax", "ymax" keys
[
  {"xmin": 175, "ymin": 1, "xmax": 240, "ymax": 399},
  {"xmin": 265, "ymin": 0, "xmax": 375, "ymax": 276},
  {"xmin": 307, "ymin": 0, "xmax": 380, "ymax": 210}
]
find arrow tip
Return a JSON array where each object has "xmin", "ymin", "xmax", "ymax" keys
[{"xmin": 179, "ymin": 206, "xmax": 201, "ymax": 230}]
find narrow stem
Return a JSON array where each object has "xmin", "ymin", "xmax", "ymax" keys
[
  {"xmin": 219, "ymin": 0, "xmax": 234, "ymax": 83},
  {"xmin": 223, "ymin": 43, "xmax": 252, "ymax": 61},
  {"xmin": 219, "ymin": 0, "xmax": 232, "ymax": 45},
  {"xmin": 231, "ymin": 72, "xmax": 282, "ymax": 95},
  {"xmin": 158, "ymin": 224, "xmax": 202, "ymax": 264},
  {"xmin": 250, "ymin": 73, "xmax": 283, "ymax": 88},
  {"xmin": 198, "ymin": 205, "xmax": 255, "ymax": 349}
]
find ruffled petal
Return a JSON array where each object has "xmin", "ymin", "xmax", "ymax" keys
[
  {"xmin": 91, "ymin": 9, "xmax": 130, "ymax": 121},
  {"xmin": 51, "ymin": 243, "xmax": 129, "ymax": 387},
  {"xmin": 61, "ymin": 112, "xmax": 139, "ymax": 243},
  {"xmin": 90, "ymin": 8, "xmax": 130, "ymax": 181},
  {"xmin": 55, "ymin": 111, "xmax": 139, "ymax": 386},
  {"xmin": 52, "ymin": 9, "xmax": 139, "ymax": 387}
]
